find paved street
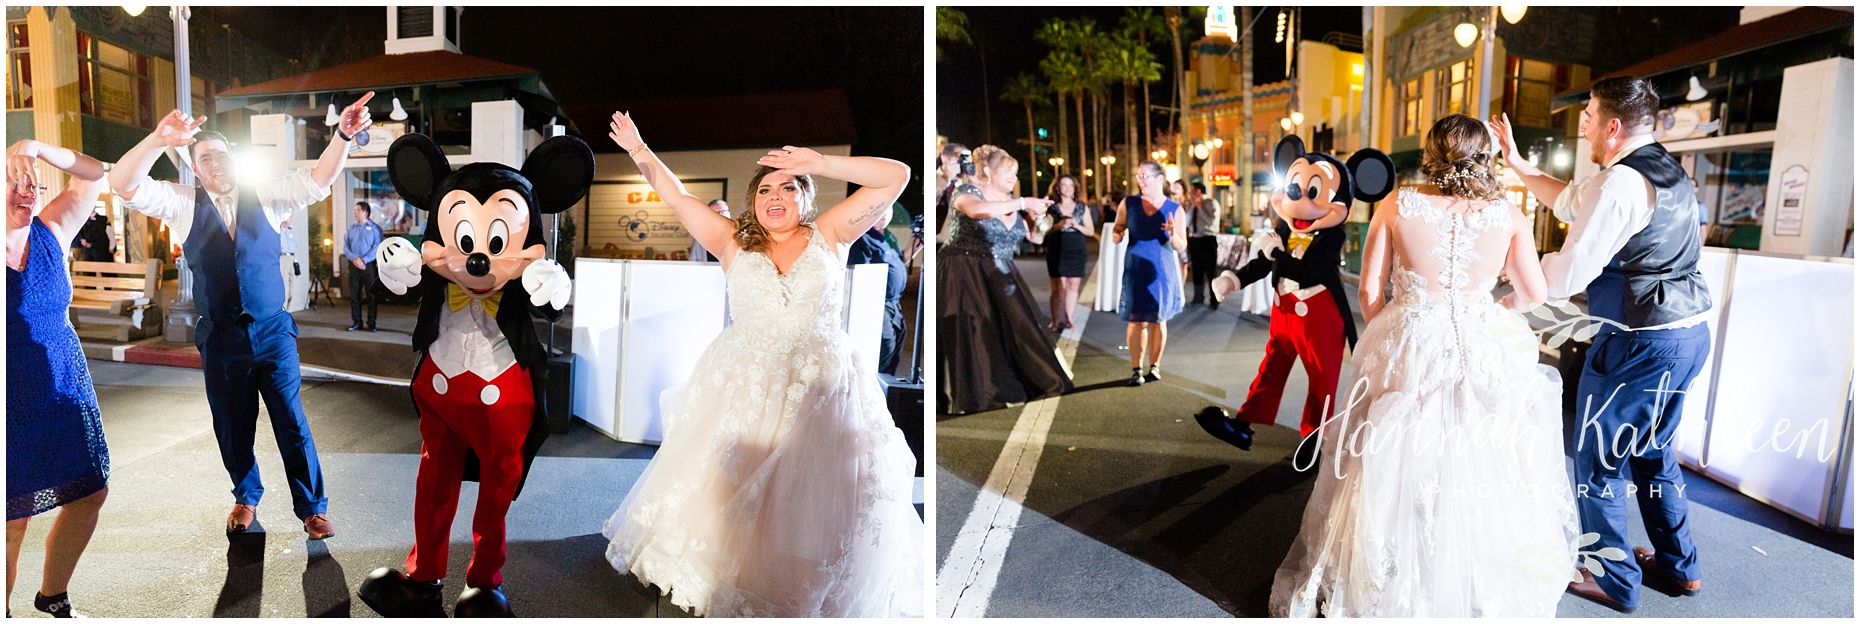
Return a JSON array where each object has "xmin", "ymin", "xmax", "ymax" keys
[
  {"xmin": 936, "ymin": 253, "xmax": 1854, "ymax": 618},
  {"xmin": 11, "ymin": 310, "xmax": 923, "ymax": 617}
]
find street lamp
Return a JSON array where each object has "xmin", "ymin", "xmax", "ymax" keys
[
  {"xmin": 1501, "ymin": 5, "xmax": 1528, "ymax": 24},
  {"xmin": 1454, "ymin": 22, "xmax": 1479, "ymax": 48},
  {"xmin": 1099, "ymin": 153, "xmax": 1116, "ymax": 187},
  {"xmin": 123, "ymin": 5, "xmax": 146, "ymax": 16},
  {"xmin": 1192, "ymin": 142, "xmax": 1210, "ymax": 161}
]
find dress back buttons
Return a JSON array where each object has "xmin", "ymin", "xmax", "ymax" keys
[
  {"xmin": 1294, "ymin": 301, "xmax": 1309, "ymax": 317},
  {"xmin": 432, "ymin": 374, "xmax": 449, "ymax": 395},
  {"xmin": 480, "ymin": 384, "xmax": 501, "ymax": 405}
]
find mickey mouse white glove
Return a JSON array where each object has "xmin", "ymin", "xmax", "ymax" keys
[
  {"xmin": 375, "ymin": 237, "xmax": 423, "ymax": 295},
  {"xmin": 522, "ymin": 258, "xmax": 572, "ymax": 310},
  {"xmin": 1250, "ymin": 228, "xmax": 1284, "ymax": 260}
]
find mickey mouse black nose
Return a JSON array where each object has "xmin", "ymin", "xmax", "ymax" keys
[
  {"xmin": 1286, "ymin": 182, "xmax": 1303, "ymax": 201},
  {"xmin": 466, "ymin": 253, "xmax": 490, "ymax": 277}
]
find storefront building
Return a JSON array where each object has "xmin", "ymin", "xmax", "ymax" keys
[
  {"xmin": 7, "ymin": 5, "xmax": 297, "ymax": 266},
  {"xmin": 214, "ymin": 6, "xmax": 572, "ymax": 309}
]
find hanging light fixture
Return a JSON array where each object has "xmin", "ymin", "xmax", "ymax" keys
[
  {"xmin": 1686, "ymin": 75, "xmax": 1708, "ymax": 101},
  {"xmin": 1501, "ymin": 5, "xmax": 1528, "ymax": 24},
  {"xmin": 1280, "ymin": 118, "xmax": 1293, "ymax": 131},
  {"xmin": 324, "ymin": 103, "xmax": 340, "ymax": 126},
  {"xmin": 1290, "ymin": 111, "xmax": 1305, "ymax": 126},
  {"xmin": 122, "ymin": 6, "xmax": 146, "ymax": 17},
  {"xmin": 1454, "ymin": 22, "xmax": 1479, "ymax": 48},
  {"xmin": 390, "ymin": 97, "xmax": 409, "ymax": 121}
]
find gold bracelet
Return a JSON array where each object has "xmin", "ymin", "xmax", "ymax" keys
[{"xmin": 628, "ymin": 143, "xmax": 650, "ymax": 158}]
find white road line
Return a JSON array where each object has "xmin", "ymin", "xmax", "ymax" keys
[{"xmin": 937, "ymin": 268, "xmax": 1095, "ymax": 618}]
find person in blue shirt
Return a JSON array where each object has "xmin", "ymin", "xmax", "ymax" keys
[
  {"xmin": 344, "ymin": 201, "xmax": 384, "ymax": 331},
  {"xmin": 845, "ymin": 211, "xmax": 907, "ymax": 375}
]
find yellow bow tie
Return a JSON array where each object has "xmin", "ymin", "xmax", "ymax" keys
[
  {"xmin": 448, "ymin": 284, "xmax": 502, "ymax": 317},
  {"xmin": 1287, "ymin": 232, "xmax": 1315, "ymax": 257}
]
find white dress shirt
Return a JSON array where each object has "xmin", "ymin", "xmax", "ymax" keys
[
  {"xmin": 429, "ymin": 299, "xmax": 517, "ymax": 381},
  {"xmin": 120, "ymin": 172, "xmax": 330, "ymax": 243},
  {"xmin": 1541, "ymin": 135, "xmax": 1712, "ymax": 331}
]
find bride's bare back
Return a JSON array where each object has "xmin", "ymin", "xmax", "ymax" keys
[{"xmin": 1360, "ymin": 186, "xmax": 1547, "ymax": 319}]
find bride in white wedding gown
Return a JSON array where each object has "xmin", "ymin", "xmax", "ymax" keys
[
  {"xmin": 599, "ymin": 112, "xmax": 923, "ymax": 617},
  {"xmin": 1269, "ymin": 114, "xmax": 1578, "ymax": 617}
]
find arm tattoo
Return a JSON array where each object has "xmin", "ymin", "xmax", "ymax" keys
[{"xmin": 847, "ymin": 202, "xmax": 889, "ymax": 229}]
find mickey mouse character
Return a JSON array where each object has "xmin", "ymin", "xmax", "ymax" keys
[
  {"xmin": 1197, "ymin": 136, "xmax": 1394, "ymax": 461},
  {"xmin": 357, "ymin": 134, "xmax": 593, "ymax": 617}
]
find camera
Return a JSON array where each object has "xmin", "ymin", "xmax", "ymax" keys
[{"xmin": 958, "ymin": 150, "xmax": 975, "ymax": 177}]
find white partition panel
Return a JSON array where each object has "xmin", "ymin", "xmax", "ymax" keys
[
  {"xmin": 843, "ymin": 264, "xmax": 887, "ymax": 373},
  {"xmin": 571, "ymin": 259, "xmax": 628, "ymax": 439},
  {"xmin": 1675, "ymin": 249, "xmax": 1731, "ymax": 466},
  {"xmin": 1702, "ymin": 254, "xmax": 1854, "ymax": 522},
  {"xmin": 573, "ymin": 258, "xmax": 886, "ymax": 445},
  {"xmin": 620, "ymin": 261, "xmax": 729, "ymax": 443}
]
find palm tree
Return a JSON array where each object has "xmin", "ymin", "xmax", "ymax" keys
[
  {"xmin": 937, "ymin": 8, "xmax": 990, "ymax": 143},
  {"xmin": 1098, "ymin": 34, "xmax": 1162, "ymax": 189},
  {"xmin": 1039, "ymin": 50, "xmax": 1083, "ymax": 178},
  {"xmin": 1000, "ymin": 73, "xmax": 1051, "ymax": 196},
  {"xmin": 935, "ymin": 7, "xmax": 969, "ymax": 63},
  {"xmin": 1120, "ymin": 8, "xmax": 1169, "ymax": 152}
]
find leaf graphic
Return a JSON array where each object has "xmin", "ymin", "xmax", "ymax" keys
[
  {"xmin": 1596, "ymin": 547, "xmax": 1628, "ymax": 561},
  {"xmin": 1575, "ymin": 533, "xmax": 1600, "ymax": 548},
  {"xmin": 1531, "ymin": 305, "xmax": 1558, "ymax": 321},
  {"xmin": 1554, "ymin": 300, "xmax": 1582, "ymax": 315},
  {"xmin": 1547, "ymin": 326, "xmax": 1570, "ymax": 349},
  {"xmin": 1574, "ymin": 322, "xmax": 1600, "ymax": 342},
  {"xmin": 1571, "ymin": 569, "xmax": 1586, "ymax": 584},
  {"xmin": 1583, "ymin": 557, "xmax": 1604, "ymax": 576}
]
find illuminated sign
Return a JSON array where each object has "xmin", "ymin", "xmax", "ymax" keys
[
  {"xmin": 586, "ymin": 179, "xmax": 728, "ymax": 260},
  {"xmin": 1210, "ymin": 164, "xmax": 1237, "ymax": 186},
  {"xmin": 1205, "ymin": 6, "xmax": 1236, "ymax": 41}
]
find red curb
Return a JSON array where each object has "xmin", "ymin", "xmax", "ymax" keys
[{"xmin": 120, "ymin": 344, "xmax": 203, "ymax": 369}]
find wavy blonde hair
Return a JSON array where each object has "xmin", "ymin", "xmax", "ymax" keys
[
  {"xmin": 971, "ymin": 145, "xmax": 1017, "ymax": 189},
  {"xmin": 735, "ymin": 165, "xmax": 818, "ymax": 254},
  {"xmin": 1421, "ymin": 114, "xmax": 1504, "ymax": 201}
]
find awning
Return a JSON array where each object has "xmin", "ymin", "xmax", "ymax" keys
[{"xmin": 1551, "ymin": 7, "xmax": 1852, "ymax": 110}]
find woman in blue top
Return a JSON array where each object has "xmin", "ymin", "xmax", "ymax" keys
[
  {"xmin": 1113, "ymin": 161, "xmax": 1187, "ymax": 387},
  {"xmin": 5, "ymin": 139, "xmax": 112, "ymax": 618}
]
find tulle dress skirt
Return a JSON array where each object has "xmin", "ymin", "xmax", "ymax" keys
[
  {"xmin": 1268, "ymin": 289, "xmax": 1579, "ymax": 617},
  {"xmin": 603, "ymin": 323, "xmax": 924, "ymax": 617}
]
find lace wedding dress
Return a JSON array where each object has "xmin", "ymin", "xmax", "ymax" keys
[
  {"xmin": 1269, "ymin": 189, "xmax": 1579, "ymax": 617},
  {"xmin": 603, "ymin": 228, "xmax": 924, "ymax": 617}
]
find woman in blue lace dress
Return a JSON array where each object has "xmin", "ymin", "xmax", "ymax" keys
[
  {"xmin": 5, "ymin": 140, "xmax": 112, "ymax": 618},
  {"xmin": 939, "ymin": 145, "xmax": 1073, "ymax": 414},
  {"xmin": 1113, "ymin": 161, "xmax": 1187, "ymax": 387}
]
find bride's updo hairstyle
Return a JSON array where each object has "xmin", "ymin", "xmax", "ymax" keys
[
  {"xmin": 970, "ymin": 145, "xmax": 1017, "ymax": 187},
  {"xmin": 735, "ymin": 164, "xmax": 817, "ymax": 254},
  {"xmin": 1421, "ymin": 114, "xmax": 1505, "ymax": 201}
]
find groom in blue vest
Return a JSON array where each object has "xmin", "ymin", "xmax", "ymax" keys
[
  {"xmin": 1493, "ymin": 76, "xmax": 1712, "ymax": 612},
  {"xmin": 109, "ymin": 94, "xmax": 376, "ymax": 539}
]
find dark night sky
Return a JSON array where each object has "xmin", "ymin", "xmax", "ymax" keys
[
  {"xmin": 198, "ymin": 6, "xmax": 925, "ymax": 209},
  {"xmin": 936, "ymin": 6, "xmax": 1362, "ymax": 148}
]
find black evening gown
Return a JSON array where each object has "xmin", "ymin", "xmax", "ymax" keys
[
  {"xmin": 1044, "ymin": 202, "xmax": 1091, "ymax": 278},
  {"xmin": 939, "ymin": 184, "xmax": 1074, "ymax": 414}
]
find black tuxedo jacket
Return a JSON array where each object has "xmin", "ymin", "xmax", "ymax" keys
[
  {"xmin": 410, "ymin": 266, "xmax": 562, "ymax": 499},
  {"xmin": 1230, "ymin": 222, "xmax": 1358, "ymax": 349}
]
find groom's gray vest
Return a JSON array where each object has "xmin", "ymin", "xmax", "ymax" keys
[{"xmin": 1585, "ymin": 142, "xmax": 1712, "ymax": 329}]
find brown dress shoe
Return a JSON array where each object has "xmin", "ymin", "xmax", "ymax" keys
[
  {"xmin": 1567, "ymin": 568, "xmax": 1635, "ymax": 613},
  {"xmin": 227, "ymin": 504, "xmax": 257, "ymax": 533},
  {"xmin": 304, "ymin": 514, "xmax": 335, "ymax": 540},
  {"xmin": 1635, "ymin": 546, "xmax": 1702, "ymax": 595}
]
